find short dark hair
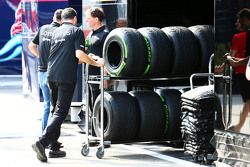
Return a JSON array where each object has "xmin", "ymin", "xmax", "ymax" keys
[
  {"xmin": 88, "ymin": 7, "xmax": 105, "ymax": 22},
  {"xmin": 62, "ymin": 7, "xmax": 77, "ymax": 20},
  {"xmin": 54, "ymin": 9, "xmax": 63, "ymax": 21},
  {"xmin": 237, "ymin": 8, "xmax": 250, "ymax": 19}
]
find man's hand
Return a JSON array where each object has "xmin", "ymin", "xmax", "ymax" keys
[
  {"xmin": 88, "ymin": 53, "xmax": 100, "ymax": 60},
  {"xmin": 223, "ymin": 53, "xmax": 243, "ymax": 67},
  {"xmin": 223, "ymin": 53, "xmax": 230, "ymax": 59},
  {"xmin": 76, "ymin": 50, "xmax": 104, "ymax": 67},
  {"xmin": 88, "ymin": 53, "xmax": 104, "ymax": 67},
  {"xmin": 223, "ymin": 53, "xmax": 235, "ymax": 61},
  {"xmin": 96, "ymin": 57, "xmax": 104, "ymax": 67}
]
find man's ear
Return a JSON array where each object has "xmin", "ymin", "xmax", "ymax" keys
[
  {"xmin": 95, "ymin": 17, "xmax": 99, "ymax": 23},
  {"xmin": 73, "ymin": 16, "xmax": 78, "ymax": 25}
]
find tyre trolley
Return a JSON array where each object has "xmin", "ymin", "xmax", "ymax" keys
[
  {"xmin": 190, "ymin": 54, "xmax": 232, "ymax": 129},
  {"xmin": 80, "ymin": 54, "xmax": 232, "ymax": 160},
  {"xmin": 81, "ymin": 64, "xmax": 108, "ymax": 159}
]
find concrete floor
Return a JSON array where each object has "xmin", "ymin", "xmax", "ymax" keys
[{"xmin": 0, "ymin": 75, "xmax": 247, "ymax": 167}]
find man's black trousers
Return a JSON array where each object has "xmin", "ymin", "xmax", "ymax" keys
[{"xmin": 39, "ymin": 81, "xmax": 75, "ymax": 147}]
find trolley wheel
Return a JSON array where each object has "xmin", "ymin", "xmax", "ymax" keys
[
  {"xmin": 96, "ymin": 145, "xmax": 104, "ymax": 159},
  {"xmin": 81, "ymin": 143, "xmax": 90, "ymax": 156}
]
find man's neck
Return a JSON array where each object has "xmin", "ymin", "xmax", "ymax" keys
[
  {"xmin": 93, "ymin": 24, "xmax": 103, "ymax": 31},
  {"xmin": 62, "ymin": 20, "xmax": 74, "ymax": 25},
  {"xmin": 53, "ymin": 19, "xmax": 61, "ymax": 24}
]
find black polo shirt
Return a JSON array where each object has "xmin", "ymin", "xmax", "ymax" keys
[
  {"xmin": 86, "ymin": 25, "xmax": 109, "ymax": 75},
  {"xmin": 47, "ymin": 22, "xmax": 85, "ymax": 83},
  {"xmin": 32, "ymin": 22, "xmax": 60, "ymax": 72}
]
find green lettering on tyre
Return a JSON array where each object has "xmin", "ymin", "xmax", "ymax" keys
[
  {"xmin": 143, "ymin": 36, "xmax": 151, "ymax": 75},
  {"xmin": 159, "ymin": 95, "xmax": 169, "ymax": 136},
  {"xmin": 163, "ymin": 104, "xmax": 169, "ymax": 136}
]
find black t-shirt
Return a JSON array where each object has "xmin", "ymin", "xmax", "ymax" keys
[
  {"xmin": 86, "ymin": 25, "xmax": 109, "ymax": 75},
  {"xmin": 47, "ymin": 22, "xmax": 85, "ymax": 83},
  {"xmin": 32, "ymin": 22, "xmax": 60, "ymax": 72}
]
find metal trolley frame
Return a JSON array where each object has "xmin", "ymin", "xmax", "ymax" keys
[
  {"xmin": 80, "ymin": 54, "xmax": 233, "ymax": 159},
  {"xmin": 81, "ymin": 65, "xmax": 106, "ymax": 159},
  {"xmin": 190, "ymin": 54, "xmax": 232, "ymax": 129}
]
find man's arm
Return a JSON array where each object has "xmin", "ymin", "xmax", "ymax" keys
[
  {"xmin": 76, "ymin": 50, "xmax": 104, "ymax": 67},
  {"xmin": 224, "ymin": 50, "xmax": 249, "ymax": 67},
  {"xmin": 226, "ymin": 55, "xmax": 249, "ymax": 67},
  {"xmin": 232, "ymin": 56, "xmax": 249, "ymax": 65},
  {"xmin": 28, "ymin": 41, "xmax": 39, "ymax": 58},
  {"xmin": 246, "ymin": 63, "xmax": 250, "ymax": 81}
]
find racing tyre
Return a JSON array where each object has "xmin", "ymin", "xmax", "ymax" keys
[
  {"xmin": 93, "ymin": 91, "xmax": 139, "ymax": 142},
  {"xmin": 103, "ymin": 28, "xmax": 148, "ymax": 77},
  {"xmin": 188, "ymin": 25, "xmax": 214, "ymax": 73},
  {"xmin": 129, "ymin": 90, "xmax": 165, "ymax": 140},
  {"xmin": 155, "ymin": 88, "xmax": 182, "ymax": 141},
  {"xmin": 161, "ymin": 26, "xmax": 200, "ymax": 76},
  {"xmin": 138, "ymin": 27, "xmax": 173, "ymax": 77}
]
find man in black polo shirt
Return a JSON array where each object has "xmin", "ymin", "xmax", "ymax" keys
[
  {"xmin": 28, "ymin": 9, "xmax": 62, "ymax": 131},
  {"xmin": 29, "ymin": 9, "xmax": 65, "ymax": 158},
  {"xmin": 29, "ymin": 9, "xmax": 62, "ymax": 133},
  {"xmin": 32, "ymin": 7, "xmax": 104, "ymax": 162},
  {"xmin": 85, "ymin": 7, "xmax": 109, "ymax": 110}
]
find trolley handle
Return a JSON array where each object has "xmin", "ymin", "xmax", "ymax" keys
[
  {"xmin": 190, "ymin": 53, "xmax": 214, "ymax": 89},
  {"xmin": 189, "ymin": 73, "xmax": 214, "ymax": 90}
]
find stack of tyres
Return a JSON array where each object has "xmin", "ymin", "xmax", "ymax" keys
[
  {"xmin": 103, "ymin": 26, "xmax": 213, "ymax": 77},
  {"xmin": 93, "ymin": 90, "xmax": 183, "ymax": 143},
  {"xmin": 180, "ymin": 85, "xmax": 216, "ymax": 164}
]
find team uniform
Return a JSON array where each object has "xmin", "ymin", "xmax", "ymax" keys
[
  {"xmin": 32, "ymin": 22, "xmax": 60, "ymax": 132},
  {"xmin": 39, "ymin": 22, "xmax": 85, "ymax": 148},
  {"xmin": 86, "ymin": 25, "xmax": 109, "ymax": 110}
]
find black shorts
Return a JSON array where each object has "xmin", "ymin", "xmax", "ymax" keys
[{"xmin": 235, "ymin": 73, "xmax": 250, "ymax": 102}]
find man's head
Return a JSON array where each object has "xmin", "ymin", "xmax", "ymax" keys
[
  {"xmin": 53, "ymin": 9, "xmax": 63, "ymax": 24},
  {"xmin": 85, "ymin": 7, "xmax": 105, "ymax": 29},
  {"xmin": 61, "ymin": 7, "xmax": 77, "ymax": 25},
  {"xmin": 235, "ymin": 18, "xmax": 244, "ymax": 32},
  {"xmin": 237, "ymin": 8, "xmax": 250, "ymax": 31},
  {"xmin": 116, "ymin": 18, "xmax": 128, "ymax": 28}
]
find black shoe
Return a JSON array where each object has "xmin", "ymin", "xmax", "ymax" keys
[
  {"xmin": 56, "ymin": 141, "xmax": 64, "ymax": 148},
  {"xmin": 48, "ymin": 149, "xmax": 66, "ymax": 158},
  {"xmin": 32, "ymin": 141, "xmax": 47, "ymax": 162},
  {"xmin": 48, "ymin": 141, "xmax": 64, "ymax": 150}
]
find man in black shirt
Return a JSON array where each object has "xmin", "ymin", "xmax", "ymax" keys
[
  {"xmin": 85, "ymin": 7, "xmax": 109, "ymax": 110},
  {"xmin": 29, "ymin": 9, "xmax": 65, "ymax": 158},
  {"xmin": 32, "ymin": 7, "xmax": 104, "ymax": 162},
  {"xmin": 29, "ymin": 9, "xmax": 62, "ymax": 133}
]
